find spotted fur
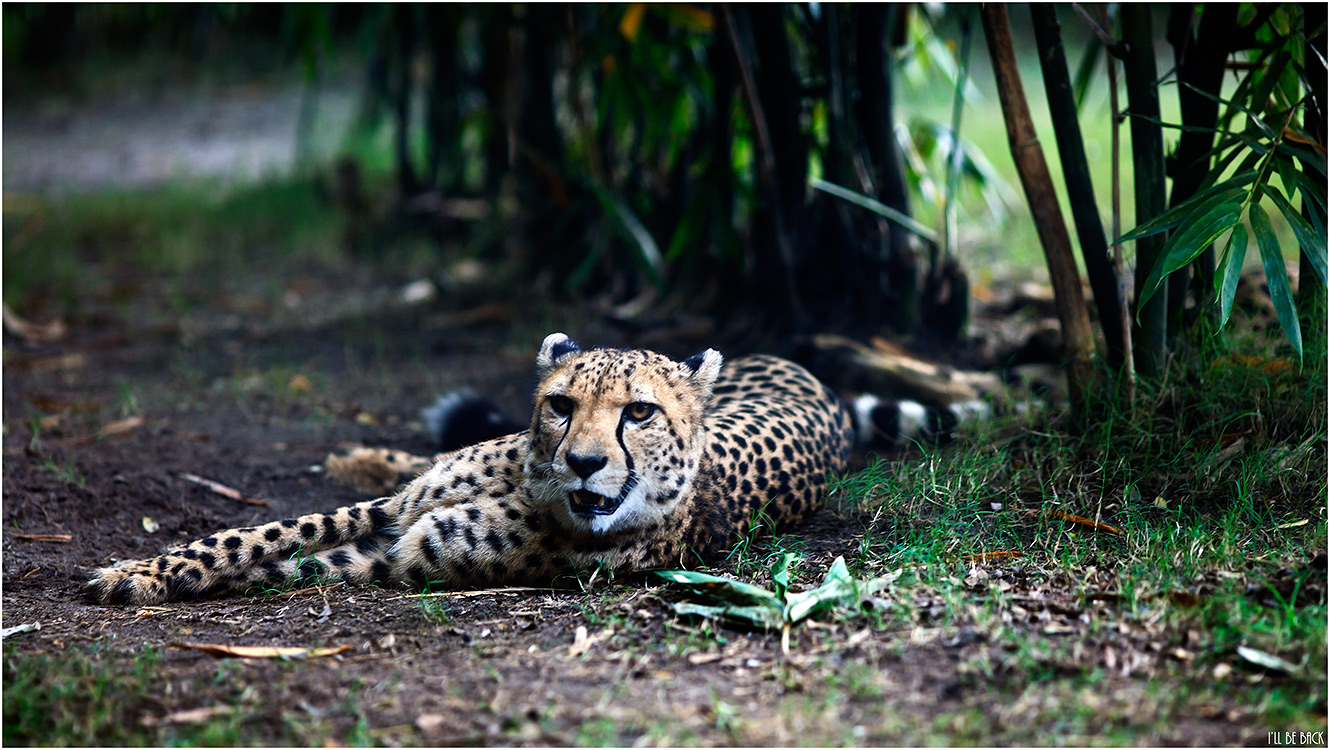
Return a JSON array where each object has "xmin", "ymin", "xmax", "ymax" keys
[{"xmin": 87, "ymin": 333, "xmax": 855, "ymax": 605}]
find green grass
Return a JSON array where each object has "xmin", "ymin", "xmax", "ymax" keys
[
  {"xmin": 812, "ymin": 314, "xmax": 1327, "ymax": 739},
  {"xmin": 38, "ymin": 457, "xmax": 86, "ymax": 488},
  {"xmin": 2, "ymin": 644, "xmax": 250, "ymax": 747},
  {"xmin": 2, "ymin": 178, "xmax": 344, "ymax": 310}
]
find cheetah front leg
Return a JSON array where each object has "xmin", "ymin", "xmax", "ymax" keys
[
  {"xmin": 88, "ymin": 435, "xmax": 531, "ymax": 605},
  {"xmin": 86, "ymin": 492, "xmax": 407, "ymax": 605}
]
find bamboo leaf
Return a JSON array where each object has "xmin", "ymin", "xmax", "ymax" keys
[
  {"xmin": 1198, "ymin": 146, "xmax": 1265, "ymax": 193},
  {"xmin": 1268, "ymin": 187, "xmax": 1329, "ymax": 286},
  {"xmin": 653, "ymin": 570, "xmax": 783, "ymax": 608},
  {"xmin": 783, "ymin": 557, "xmax": 858, "ymax": 623},
  {"xmin": 671, "ymin": 601, "xmax": 784, "ymax": 630},
  {"xmin": 769, "ymin": 552, "xmax": 795, "ymax": 599},
  {"xmin": 1129, "ymin": 115, "xmax": 1256, "ymax": 138},
  {"xmin": 592, "ymin": 187, "xmax": 665, "ymax": 287},
  {"xmin": 809, "ymin": 178, "xmax": 940, "ymax": 244},
  {"xmin": 1280, "ymin": 140, "xmax": 1329, "ymax": 177},
  {"xmin": 1137, "ymin": 199, "xmax": 1245, "ymax": 312},
  {"xmin": 1293, "ymin": 169, "xmax": 1328, "ymax": 212},
  {"xmin": 1217, "ymin": 41, "xmax": 1280, "ymax": 133},
  {"xmin": 1071, "ymin": 36, "xmax": 1102, "ymax": 113},
  {"xmin": 1216, "ymin": 225, "xmax": 1250, "ymax": 328},
  {"xmin": 1183, "ymin": 82, "xmax": 1277, "ymax": 139},
  {"xmin": 1250, "ymin": 204, "xmax": 1303, "ymax": 358},
  {"xmin": 1117, "ymin": 180, "xmax": 1249, "ymax": 244},
  {"xmin": 1245, "ymin": 48, "xmax": 1293, "ymax": 122}
]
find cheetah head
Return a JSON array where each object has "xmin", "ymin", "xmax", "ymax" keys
[{"xmin": 523, "ymin": 332, "xmax": 722, "ymax": 534}]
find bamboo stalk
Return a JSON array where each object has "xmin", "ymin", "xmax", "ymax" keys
[
  {"xmin": 720, "ymin": 6, "xmax": 802, "ymax": 321},
  {"xmin": 1097, "ymin": 3, "xmax": 1135, "ymax": 403},
  {"xmin": 1030, "ymin": 4, "xmax": 1127, "ymax": 372},
  {"xmin": 980, "ymin": 4, "xmax": 1097, "ymax": 416},
  {"xmin": 1168, "ymin": 5, "xmax": 1239, "ymax": 328},
  {"xmin": 1120, "ymin": 4, "xmax": 1168, "ymax": 376}
]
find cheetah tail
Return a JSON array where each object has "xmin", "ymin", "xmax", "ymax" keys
[
  {"xmin": 422, "ymin": 391, "xmax": 525, "ymax": 453},
  {"xmin": 849, "ymin": 394, "xmax": 991, "ymax": 449}
]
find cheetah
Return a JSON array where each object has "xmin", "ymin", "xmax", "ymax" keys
[{"xmin": 87, "ymin": 333, "xmax": 973, "ymax": 605}]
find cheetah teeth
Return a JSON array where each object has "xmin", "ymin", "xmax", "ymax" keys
[{"xmin": 570, "ymin": 489, "xmax": 622, "ymax": 516}]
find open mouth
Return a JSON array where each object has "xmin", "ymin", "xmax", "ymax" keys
[{"xmin": 569, "ymin": 489, "xmax": 623, "ymax": 516}]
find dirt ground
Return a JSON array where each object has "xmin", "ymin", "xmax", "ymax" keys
[{"xmin": 4, "ymin": 267, "xmax": 1308, "ymax": 747}]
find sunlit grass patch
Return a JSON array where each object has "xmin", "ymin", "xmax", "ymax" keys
[{"xmin": 2, "ymin": 178, "xmax": 344, "ymax": 309}]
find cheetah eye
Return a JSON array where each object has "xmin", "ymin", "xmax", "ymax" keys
[
  {"xmin": 623, "ymin": 402, "xmax": 656, "ymax": 422},
  {"xmin": 547, "ymin": 395, "xmax": 574, "ymax": 417}
]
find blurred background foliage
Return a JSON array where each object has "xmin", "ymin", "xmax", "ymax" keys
[
  {"xmin": 3, "ymin": 3, "xmax": 1323, "ymax": 365},
  {"xmin": 5, "ymin": 3, "xmax": 1014, "ymax": 342}
]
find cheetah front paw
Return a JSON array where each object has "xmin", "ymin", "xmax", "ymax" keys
[{"xmin": 86, "ymin": 558, "xmax": 176, "ymax": 606}]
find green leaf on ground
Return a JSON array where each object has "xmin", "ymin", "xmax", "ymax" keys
[{"xmin": 657, "ymin": 556, "xmax": 886, "ymax": 632}]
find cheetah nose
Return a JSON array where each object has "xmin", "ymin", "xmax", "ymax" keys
[{"xmin": 566, "ymin": 453, "xmax": 608, "ymax": 479}]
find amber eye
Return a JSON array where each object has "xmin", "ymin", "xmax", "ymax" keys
[
  {"xmin": 624, "ymin": 402, "xmax": 656, "ymax": 422},
  {"xmin": 547, "ymin": 395, "xmax": 574, "ymax": 417}
]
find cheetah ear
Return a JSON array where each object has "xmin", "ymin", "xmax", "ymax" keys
[
  {"xmin": 680, "ymin": 348, "xmax": 723, "ymax": 390},
  {"xmin": 536, "ymin": 332, "xmax": 581, "ymax": 371}
]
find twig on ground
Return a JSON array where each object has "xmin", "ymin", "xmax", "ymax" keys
[
  {"xmin": 14, "ymin": 533, "xmax": 73, "ymax": 543},
  {"xmin": 180, "ymin": 473, "xmax": 271, "ymax": 507}
]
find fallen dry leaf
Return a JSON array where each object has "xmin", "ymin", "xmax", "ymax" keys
[
  {"xmin": 101, "ymin": 416, "xmax": 145, "ymax": 437},
  {"xmin": 962, "ymin": 550, "xmax": 1025, "ymax": 563},
  {"xmin": 14, "ymin": 533, "xmax": 72, "ymax": 543},
  {"xmin": 0, "ymin": 623, "xmax": 41, "ymax": 638},
  {"xmin": 170, "ymin": 643, "xmax": 351, "ymax": 659},
  {"xmin": 1032, "ymin": 509, "xmax": 1123, "ymax": 535},
  {"xmin": 568, "ymin": 625, "xmax": 613, "ymax": 657},
  {"xmin": 141, "ymin": 705, "xmax": 233, "ymax": 727},
  {"xmin": 415, "ymin": 713, "xmax": 446, "ymax": 735},
  {"xmin": 1275, "ymin": 519, "xmax": 1309, "ymax": 530},
  {"xmin": 180, "ymin": 473, "xmax": 271, "ymax": 507},
  {"xmin": 2, "ymin": 304, "xmax": 67, "ymax": 343},
  {"xmin": 11, "ymin": 352, "xmax": 86, "ymax": 372},
  {"xmin": 569, "ymin": 625, "xmax": 590, "ymax": 656},
  {"xmin": 1235, "ymin": 645, "xmax": 1299, "ymax": 675}
]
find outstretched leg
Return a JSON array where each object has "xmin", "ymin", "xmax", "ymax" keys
[
  {"xmin": 86, "ymin": 492, "xmax": 407, "ymax": 605},
  {"xmin": 89, "ymin": 433, "xmax": 532, "ymax": 605}
]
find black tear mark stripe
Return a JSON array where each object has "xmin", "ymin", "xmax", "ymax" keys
[
  {"xmin": 551, "ymin": 411, "xmax": 574, "ymax": 467},
  {"xmin": 615, "ymin": 411, "xmax": 636, "ymax": 473}
]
